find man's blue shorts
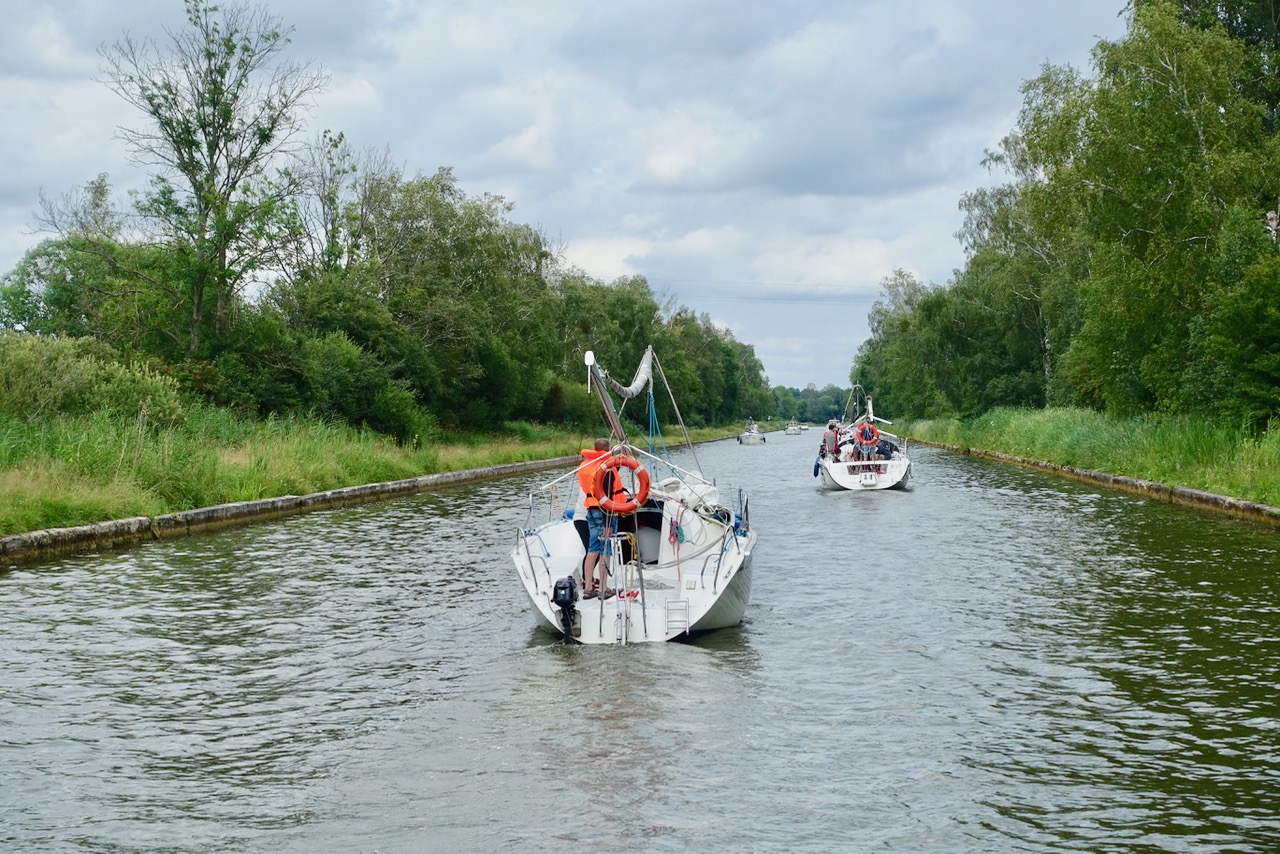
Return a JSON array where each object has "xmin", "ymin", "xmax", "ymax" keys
[{"xmin": 586, "ymin": 507, "xmax": 606, "ymax": 555}]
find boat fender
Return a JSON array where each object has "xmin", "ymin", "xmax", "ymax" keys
[{"xmin": 591, "ymin": 455, "xmax": 651, "ymax": 515}]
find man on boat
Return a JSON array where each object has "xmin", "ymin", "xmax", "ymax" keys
[
  {"xmin": 856, "ymin": 422, "xmax": 880, "ymax": 461},
  {"xmin": 821, "ymin": 420, "xmax": 841, "ymax": 462},
  {"xmin": 576, "ymin": 439, "xmax": 612, "ymax": 599}
]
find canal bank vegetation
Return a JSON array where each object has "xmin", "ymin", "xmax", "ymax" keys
[
  {"xmin": 904, "ymin": 408, "xmax": 1280, "ymax": 506},
  {"xmin": 0, "ymin": 2, "xmax": 767, "ymax": 537},
  {"xmin": 0, "ymin": 395, "xmax": 733, "ymax": 540},
  {"xmin": 0, "ymin": 333, "xmax": 734, "ymax": 537},
  {"xmin": 852, "ymin": 2, "xmax": 1280, "ymax": 494}
]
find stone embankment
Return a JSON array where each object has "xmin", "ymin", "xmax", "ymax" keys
[
  {"xmin": 1, "ymin": 455, "xmax": 578, "ymax": 565},
  {"xmin": 917, "ymin": 440, "xmax": 1280, "ymax": 527}
]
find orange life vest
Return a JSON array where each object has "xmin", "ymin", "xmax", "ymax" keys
[{"xmin": 576, "ymin": 448, "xmax": 609, "ymax": 509}]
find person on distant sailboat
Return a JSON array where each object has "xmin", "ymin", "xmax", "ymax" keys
[
  {"xmin": 821, "ymin": 420, "xmax": 841, "ymax": 462},
  {"xmin": 856, "ymin": 422, "xmax": 880, "ymax": 461}
]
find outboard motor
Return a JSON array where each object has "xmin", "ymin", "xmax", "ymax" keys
[{"xmin": 551, "ymin": 576, "xmax": 579, "ymax": 640}]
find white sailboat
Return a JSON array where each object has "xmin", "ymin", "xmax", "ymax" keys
[
  {"xmin": 738, "ymin": 418, "xmax": 766, "ymax": 444},
  {"xmin": 784, "ymin": 419, "xmax": 802, "ymax": 435},
  {"xmin": 511, "ymin": 347, "xmax": 756, "ymax": 644},
  {"xmin": 814, "ymin": 386, "xmax": 912, "ymax": 491}
]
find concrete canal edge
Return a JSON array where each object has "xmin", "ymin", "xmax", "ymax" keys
[
  {"xmin": 914, "ymin": 439, "xmax": 1280, "ymax": 528},
  {"xmin": 0, "ymin": 455, "xmax": 580, "ymax": 566}
]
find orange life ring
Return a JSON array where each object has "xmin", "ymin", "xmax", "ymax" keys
[
  {"xmin": 591, "ymin": 455, "xmax": 651, "ymax": 514},
  {"xmin": 857, "ymin": 423, "xmax": 880, "ymax": 445}
]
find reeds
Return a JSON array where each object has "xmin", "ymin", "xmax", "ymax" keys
[
  {"xmin": 0, "ymin": 407, "xmax": 589, "ymax": 537},
  {"xmin": 0, "ymin": 403, "xmax": 747, "ymax": 538},
  {"xmin": 905, "ymin": 407, "xmax": 1280, "ymax": 505}
]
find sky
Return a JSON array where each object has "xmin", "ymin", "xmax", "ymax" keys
[{"xmin": 0, "ymin": 0, "xmax": 1131, "ymax": 390}]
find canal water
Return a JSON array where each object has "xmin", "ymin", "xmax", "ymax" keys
[{"xmin": 2, "ymin": 436, "xmax": 1278, "ymax": 851}]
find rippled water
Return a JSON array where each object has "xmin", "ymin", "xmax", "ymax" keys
[{"xmin": 2, "ymin": 439, "xmax": 1278, "ymax": 851}]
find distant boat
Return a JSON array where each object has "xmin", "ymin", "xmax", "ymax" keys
[
  {"xmin": 814, "ymin": 386, "xmax": 911, "ymax": 491},
  {"xmin": 738, "ymin": 418, "xmax": 766, "ymax": 444},
  {"xmin": 784, "ymin": 419, "xmax": 802, "ymax": 435},
  {"xmin": 511, "ymin": 346, "xmax": 755, "ymax": 644}
]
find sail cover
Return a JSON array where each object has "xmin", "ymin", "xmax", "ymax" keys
[{"xmin": 587, "ymin": 346, "xmax": 654, "ymax": 444}]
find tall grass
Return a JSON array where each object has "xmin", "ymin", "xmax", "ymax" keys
[
  {"xmin": 904, "ymin": 407, "xmax": 1280, "ymax": 505},
  {"xmin": 0, "ymin": 405, "xmax": 598, "ymax": 536}
]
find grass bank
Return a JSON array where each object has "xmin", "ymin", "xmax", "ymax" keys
[
  {"xmin": 902, "ymin": 407, "xmax": 1280, "ymax": 507},
  {"xmin": 0, "ymin": 409, "xmax": 733, "ymax": 538}
]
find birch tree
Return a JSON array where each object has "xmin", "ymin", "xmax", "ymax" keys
[{"xmin": 99, "ymin": 0, "xmax": 327, "ymax": 356}]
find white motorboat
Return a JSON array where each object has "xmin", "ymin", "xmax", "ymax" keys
[
  {"xmin": 738, "ymin": 418, "xmax": 766, "ymax": 444},
  {"xmin": 512, "ymin": 347, "xmax": 756, "ymax": 644},
  {"xmin": 784, "ymin": 419, "xmax": 802, "ymax": 435},
  {"xmin": 814, "ymin": 386, "xmax": 911, "ymax": 491}
]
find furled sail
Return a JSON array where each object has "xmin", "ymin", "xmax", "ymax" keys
[{"xmin": 586, "ymin": 346, "xmax": 653, "ymax": 444}]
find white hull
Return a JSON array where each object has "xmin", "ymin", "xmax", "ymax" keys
[
  {"xmin": 513, "ymin": 480, "xmax": 755, "ymax": 644},
  {"xmin": 818, "ymin": 455, "xmax": 911, "ymax": 490},
  {"xmin": 738, "ymin": 432, "xmax": 765, "ymax": 445}
]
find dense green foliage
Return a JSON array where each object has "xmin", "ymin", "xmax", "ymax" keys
[
  {"xmin": 0, "ymin": 1, "xmax": 775, "ymax": 445},
  {"xmin": 767, "ymin": 383, "xmax": 854, "ymax": 424},
  {"xmin": 854, "ymin": 0, "xmax": 1280, "ymax": 433}
]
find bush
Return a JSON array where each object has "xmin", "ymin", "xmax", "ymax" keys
[
  {"xmin": 0, "ymin": 332, "xmax": 185, "ymax": 426},
  {"xmin": 370, "ymin": 384, "xmax": 440, "ymax": 446}
]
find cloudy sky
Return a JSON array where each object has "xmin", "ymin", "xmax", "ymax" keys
[{"xmin": 1, "ymin": 0, "xmax": 1130, "ymax": 389}]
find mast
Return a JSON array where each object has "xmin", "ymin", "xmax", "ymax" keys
[{"xmin": 585, "ymin": 346, "xmax": 654, "ymax": 445}]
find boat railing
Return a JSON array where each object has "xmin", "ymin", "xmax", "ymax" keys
[
  {"xmin": 699, "ymin": 527, "xmax": 734, "ymax": 593},
  {"xmin": 516, "ymin": 526, "xmax": 553, "ymax": 594}
]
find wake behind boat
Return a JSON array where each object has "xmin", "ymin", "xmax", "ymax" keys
[
  {"xmin": 814, "ymin": 385, "xmax": 912, "ymax": 491},
  {"xmin": 511, "ymin": 347, "xmax": 756, "ymax": 644}
]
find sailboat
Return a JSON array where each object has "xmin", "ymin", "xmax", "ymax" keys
[
  {"xmin": 511, "ymin": 347, "xmax": 756, "ymax": 644},
  {"xmin": 738, "ymin": 418, "xmax": 766, "ymax": 444},
  {"xmin": 814, "ymin": 385, "xmax": 912, "ymax": 491}
]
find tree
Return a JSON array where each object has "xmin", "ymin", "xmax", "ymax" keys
[
  {"xmin": 853, "ymin": 269, "xmax": 949, "ymax": 418},
  {"xmin": 1060, "ymin": 1, "xmax": 1269, "ymax": 412},
  {"xmin": 355, "ymin": 167, "xmax": 561, "ymax": 426},
  {"xmin": 1185, "ymin": 204, "xmax": 1280, "ymax": 428},
  {"xmin": 7, "ymin": 174, "xmax": 190, "ymax": 356},
  {"xmin": 957, "ymin": 64, "xmax": 1097, "ymax": 407},
  {"xmin": 1162, "ymin": 0, "xmax": 1280, "ymax": 132},
  {"xmin": 98, "ymin": 0, "xmax": 328, "ymax": 357}
]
